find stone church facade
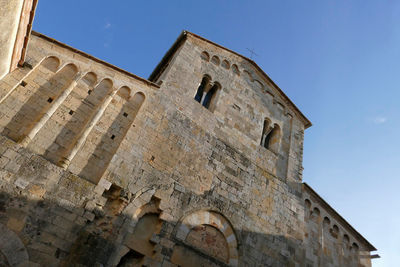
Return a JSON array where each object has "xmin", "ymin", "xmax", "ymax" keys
[{"xmin": 0, "ymin": 1, "xmax": 377, "ymax": 266}]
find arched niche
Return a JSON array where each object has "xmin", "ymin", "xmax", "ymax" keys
[
  {"xmin": 60, "ymin": 77, "xmax": 114, "ymax": 168},
  {"xmin": 38, "ymin": 71, "xmax": 99, "ymax": 164},
  {"xmin": 323, "ymin": 216, "xmax": 331, "ymax": 229},
  {"xmin": 0, "ymin": 61, "xmax": 78, "ymax": 142},
  {"xmin": 0, "ymin": 56, "xmax": 61, "ymax": 137},
  {"xmin": 243, "ymin": 70, "xmax": 253, "ymax": 82},
  {"xmin": 81, "ymin": 72, "xmax": 97, "ymax": 86},
  {"xmin": 76, "ymin": 89, "xmax": 145, "ymax": 183},
  {"xmin": 313, "ymin": 207, "xmax": 320, "ymax": 216},
  {"xmin": 211, "ymin": 55, "xmax": 220, "ymax": 66},
  {"xmin": 221, "ymin": 59, "xmax": 230, "ymax": 69},
  {"xmin": 254, "ymin": 79, "xmax": 264, "ymax": 91},
  {"xmin": 201, "ymin": 51, "xmax": 210, "ymax": 62},
  {"xmin": 304, "ymin": 199, "xmax": 311, "ymax": 210},
  {"xmin": 41, "ymin": 56, "xmax": 61, "ymax": 72},
  {"xmin": 116, "ymin": 85, "xmax": 131, "ymax": 101},
  {"xmin": 174, "ymin": 210, "xmax": 239, "ymax": 266},
  {"xmin": 232, "ymin": 64, "xmax": 240, "ymax": 76},
  {"xmin": 331, "ymin": 224, "xmax": 340, "ymax": 238},
  {"xmin": 310, "ymin": 207, "xmax": 320, "ymax": 222}
]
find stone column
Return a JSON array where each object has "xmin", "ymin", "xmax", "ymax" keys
[
  {"xmin": 58, "ymin": 88, "xmax": 117, "ymax": 169},
  {"xmin": 18, "ymin": 72, "xmax": 83, "ymax": 147}
]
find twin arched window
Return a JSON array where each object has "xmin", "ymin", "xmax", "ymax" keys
[
  {"xmin": 261, "ymin": 119, "xmax": 281, "ymax": 153},
  {"xmin": 194, "ymin": 75, "xmax": 220, "ymax": 111}
]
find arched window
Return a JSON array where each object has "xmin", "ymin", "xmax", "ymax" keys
[
  {"xmin": 194, "ymin": 75, "xmax": 220, "ymax": 112},
  {"xmin": 203, "ymin": 82, "xmax": 219, "ymax": 109},
  {"xmin": 261, "ymin": 121, "xmax": 281, "ymax": 153},
  {"xmin": 194, "ymin": 75, "xmax": 210, "ymax": 103}
]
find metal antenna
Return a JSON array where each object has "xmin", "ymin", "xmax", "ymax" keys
[{"xmin": 246, "ymin": 48, "xmax": 259, "ymax": 60}]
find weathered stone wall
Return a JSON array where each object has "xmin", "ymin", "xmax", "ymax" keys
[
  {"xmin": 303, "ymin": 185, "xmax": 373, "ymax": 267},
  {"xmin": 0, "ymin": 31, "xmax": 373, "ymax": 267},
  {"xmin": 153, "ymin": 35, "xmax": 306, "ymax": 186}
]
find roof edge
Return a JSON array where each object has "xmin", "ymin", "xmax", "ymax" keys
[
  {"xmin": 148, "ymin": 31, "xmax": 187, "ymax": 82},
  {"xmin": 180, "ymin": 31, "xmax": 312, "ymax": 129},
  {"xmin": 31, "ymin": 31, "xmax": 160, "ymax": 89},
  {"xmin": 303, "ymin": 182, "xmax": 377, "ymax": 251}
]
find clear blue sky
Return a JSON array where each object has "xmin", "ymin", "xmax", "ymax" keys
[{"xmin": 34, "ymin": 1, "xmax": 399, "ymax": 266}]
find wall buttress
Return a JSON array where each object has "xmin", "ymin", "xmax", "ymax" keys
[
  {"xmin": 59, "ymin": 88, "xmax": 117, "ymax": 169},
  {"xmin": 19, "ymin": 71, "xmax": 83, "ymax": 146}
]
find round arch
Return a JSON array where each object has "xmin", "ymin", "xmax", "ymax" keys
[{"xmin": 176, "ymin": 210, "xmax": 239, "ymax": 266}]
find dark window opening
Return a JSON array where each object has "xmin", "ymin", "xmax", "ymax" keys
[
  {"xmin": 203, "ymin": 84, "xmax": 218, "ymax": 109},
  {"xmin": 69, "ymin": 110, "xmax": 74, "ymax": 115},
  {"xmin": 263, "ymin": 130, "xmax": 273, "ymax": 149},
  {"xmin": 194, "ymin": 75, "xmax": 220, "ymax": 111},
  {"xmin": 260, "ymin": 120, "xmax": 270, "ymax": 146},
  {"xmin": 20, "ymin": 81, "xmax": 27, "ymax": 87},
  {"xmin": 123, "ymin": 112, "xmax": 128, "ymax": 117},
  {"xmin": 47, "ymin": 97, "xmax": 53, "ymax": 103},
  {"xmin": 194, "ymin": 77, "xmax": 208, "ymax": 103},
  {"xmin": 88, "ymin": 89, "xmax": 92, "ymax": 95},
  {"xmin": 111, "ymin": 134, "xmax": 115, "ymax": 140},
  {"xmin": 261, "ymin": 120, "xmax": 281, "ymax": 153}
]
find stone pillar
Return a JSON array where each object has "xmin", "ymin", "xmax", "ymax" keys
[
  {"xmin": 18, "ymin": 72, "xmax": 83, "ymax": 147},
  {"xmin": 58, "ymin": 88, "xmax": 117, "ymax": 169}
]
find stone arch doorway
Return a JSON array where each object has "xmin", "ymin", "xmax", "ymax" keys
[{"xmin": 173, "ymin": 210, "xmax": 239, "ymax": 266}]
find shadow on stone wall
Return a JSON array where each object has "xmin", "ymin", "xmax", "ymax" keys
[
  {"xmin": 0, "ymin": 190, "xmax": 303, "ymax": 267},
  {"xmin": 1, "ymin": 63, "xmax": 76, "ymax": 143}
]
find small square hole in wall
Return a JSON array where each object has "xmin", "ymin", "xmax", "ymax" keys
[
  {"xmin": 69, "ymin": 110, "xmax": 74, "ymax": 115},
  {"xmin": 111, "ymin": 134, "xmax": 115, "ymax": 140},
  {"xmin": 123, "ymin": 112, "xmax": 128, "ymax": 117},
  {"xmin": 20, "ymin": 81, "xmax": 27, "ymax": 87},
  {"xmin": 88, "ymin": 90, "xmax": 92, "ymax": 95},
  {"xmin": 47, "ymin": 97, "xmax": 53, "ymax": 103}
]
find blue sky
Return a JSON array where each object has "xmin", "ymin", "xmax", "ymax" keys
[{"xmin": 35, "ymin": 1, "xmax": 399, "ymax": 265}]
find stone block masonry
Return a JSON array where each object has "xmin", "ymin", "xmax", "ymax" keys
[{"xmin": 0, "ymin": 23, "xmax": 376, "ymax": 267}]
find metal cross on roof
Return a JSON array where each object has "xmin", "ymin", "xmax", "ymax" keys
[{"xmin": 246, "ymin": 48, "xmax": 259, "ymax": 60}]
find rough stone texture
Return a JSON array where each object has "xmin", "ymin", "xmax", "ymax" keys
[{"xmin": 0, "ymin": 9, "xmax": 376, "ymax": 267}]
